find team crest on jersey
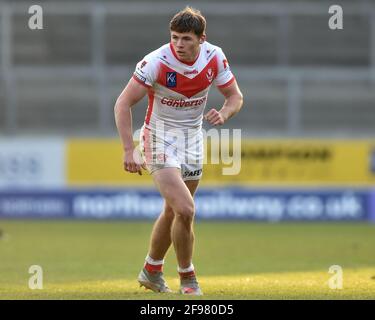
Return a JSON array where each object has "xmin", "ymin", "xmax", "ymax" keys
[
  {"xmin": 206, "ymin": 68, "xmax": 214, "ymax": 83},
  {"xmin": 166, "ymin": 72, "xmax": 177, "ymax": 87}
]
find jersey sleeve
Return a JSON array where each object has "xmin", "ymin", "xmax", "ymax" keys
[
  {"xmin": 132, "ymin": 55, "xmax": 158, "ymax": 88},
  {"xmin": 214, "ymin": 48, "xmax": 235, "ymax": 88}
]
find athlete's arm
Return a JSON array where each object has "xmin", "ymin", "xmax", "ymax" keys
[
  {"xmin": 204, "ymin": 80, "xmax": 243, "ymax": 126},
  {"xmin": 114, "ymin": 78, "xmax": 148, "ymax": 174}
]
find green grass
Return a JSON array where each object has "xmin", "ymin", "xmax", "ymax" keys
[{"xmin": 0, "ymin": 220, "xmax": 375, "ymax": 299}]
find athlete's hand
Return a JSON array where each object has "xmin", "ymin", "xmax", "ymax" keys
[
  {"xmin": 123, "ymin": 147, "xmax": 147, "ymax": 175},
  {"xmin": 204, "ymin": 108, "xmax": 225, "ymax": 126}
]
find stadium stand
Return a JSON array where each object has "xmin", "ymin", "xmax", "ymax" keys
[{"xmin": 0, "ymin": 0, "xmax": 374, "ymax": 136}]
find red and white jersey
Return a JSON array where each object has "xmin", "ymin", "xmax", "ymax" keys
[{"xmin": 132, "ymin": 41, "xmax": 235, "ymax": 132}]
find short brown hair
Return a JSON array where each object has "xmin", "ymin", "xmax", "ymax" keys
[{"xmin": 169, "ymin": 6, "xmax": 206, "ymax": 37}]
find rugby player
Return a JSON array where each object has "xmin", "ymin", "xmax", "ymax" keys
[{"xmin": 114, "ymin": 7, "xmax": 243, "ymax": 295}]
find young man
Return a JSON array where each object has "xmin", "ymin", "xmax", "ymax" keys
[{"xmin": 114, "ymin": 7, "xmax": 243, "ymax": 295}]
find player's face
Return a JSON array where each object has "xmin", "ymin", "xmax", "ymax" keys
[{"xmin": 170, "ymin": 31, "xmax": 205, "ymax": 62}]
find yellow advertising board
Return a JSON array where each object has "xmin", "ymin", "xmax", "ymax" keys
[
  {"xmin": 203, "ymin": 140, "xmax": 375, "ymax": 186},
  {"xmin": 66, "ymin": 139, "xmax": 153, "ymax": 186},
  {"xmin": 66, "ymin": 139, "xmax": 375, "ymax": 186}
]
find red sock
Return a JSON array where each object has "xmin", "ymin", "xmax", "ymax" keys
[
  {"xmin": 144, "ymin": 262, "xmax": 163, "ymax": 273},
  {"xmin": 179, "ymin": 270, "xmax": 196, "ymax": 279}
]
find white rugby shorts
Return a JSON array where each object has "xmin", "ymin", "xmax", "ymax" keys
[{"xmin": 139, "ymin": 125, "xmax": 203, "ymax": 181}]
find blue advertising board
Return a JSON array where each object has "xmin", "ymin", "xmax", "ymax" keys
[{"xmin": 0, "ymin": 188, "xmax": 374, "ymax": 221}]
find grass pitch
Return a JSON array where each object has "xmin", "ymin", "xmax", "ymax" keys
[{"xmin": 0, "ymin": 220, "xmax": 374, "ymax": 300}]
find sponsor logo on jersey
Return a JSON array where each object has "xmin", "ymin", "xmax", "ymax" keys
[
  {"xmin": 223, "ymin": 59, "xmax": 228, "ymax": 69},
  {"xmin": 166, "ymin": 72, "xmax": 177, "ymax": 87},
  {"xmin": 223, "ymin": 59, "xmax": 231, "ymax": 72},
  {"xmin": 206, "ymin": 68, "xmax": 214, "ymax": 83},
  {"xmin": 183, "ymin": 169, "xmax": 202, "ymax": 178},
  {"xmin": 134, "ymin": 71, "xmax": 146, "ymax": 83},
  {"xmin": 161, "ymin": 97, "xmax": 207, "ymax": 108},
  {"xmin": 184, "ymin": 69, "xmax": 199, "ymax": 75},
  {"xmin": 140, "ymin": 60, "xmax": 147, "ymax": 69}
]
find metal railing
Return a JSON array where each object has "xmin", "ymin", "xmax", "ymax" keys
[{"xmin": 1, "ymin": 1, "xmax": 375, "ymax": 136}]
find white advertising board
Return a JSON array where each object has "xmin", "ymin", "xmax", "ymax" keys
[{"xmin": 0, "ymin": 138, "xmax": 65, "ymax": 188}]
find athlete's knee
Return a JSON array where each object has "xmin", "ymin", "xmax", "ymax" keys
[{"xmin": 174, "ymin": 202, "xmax": 195, "ymax": 221}]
